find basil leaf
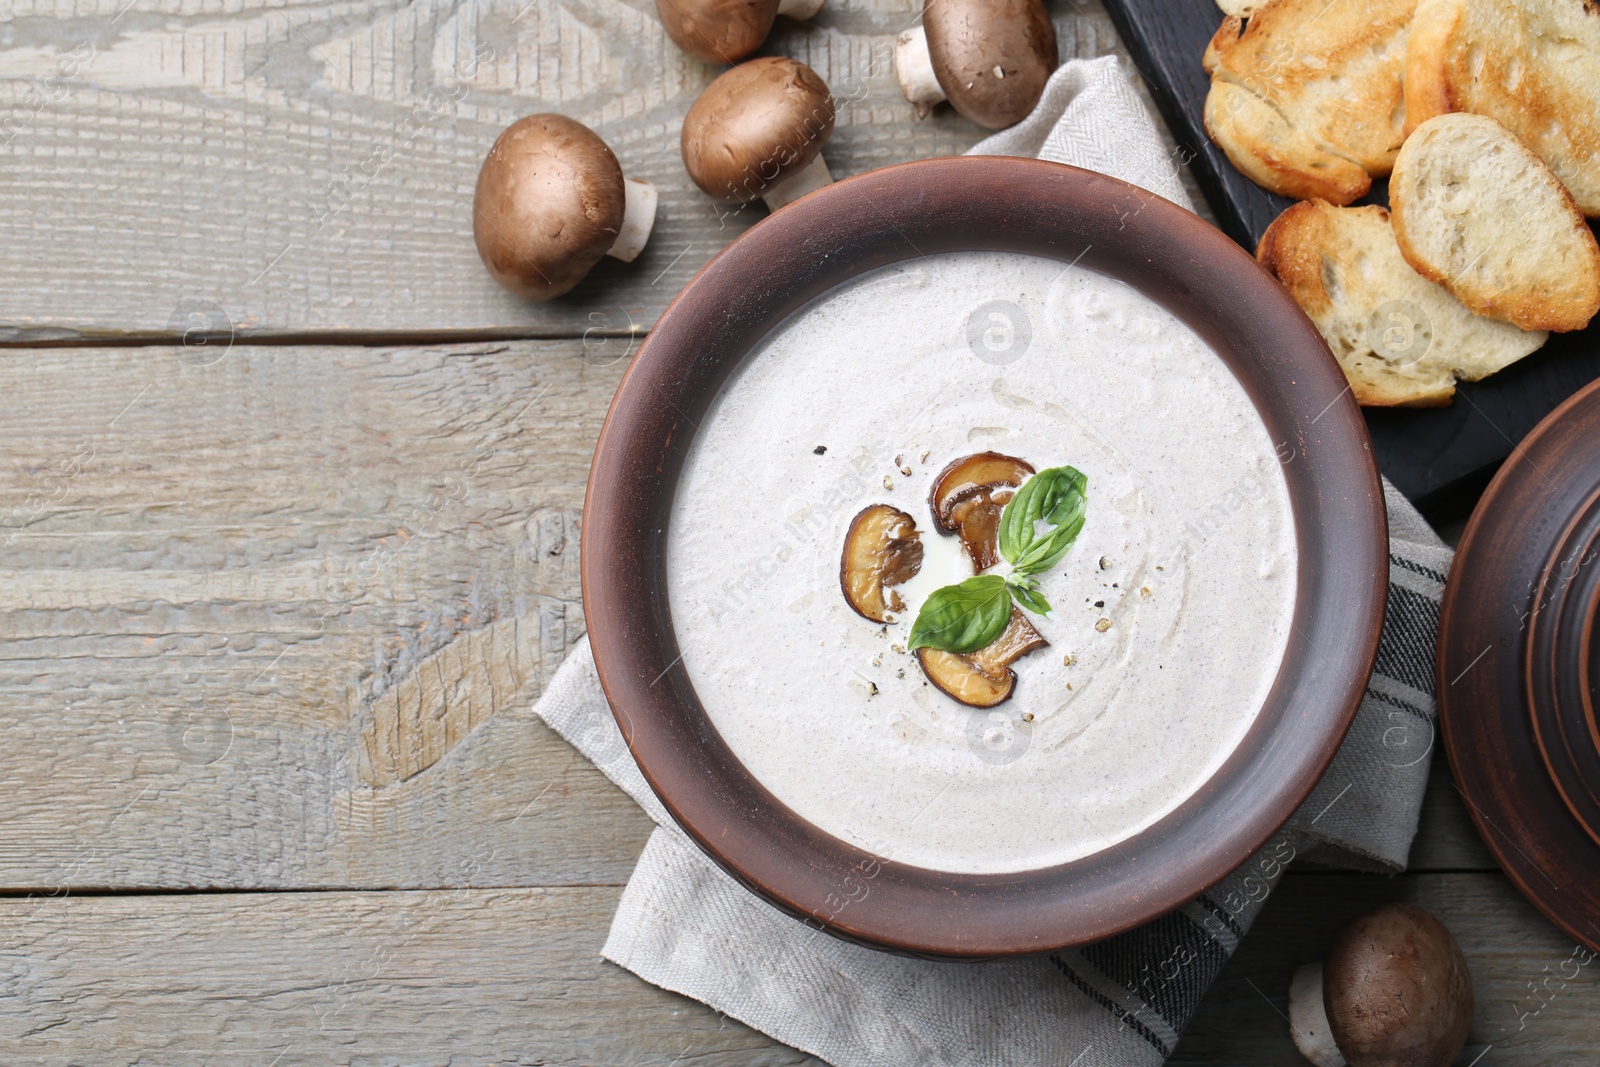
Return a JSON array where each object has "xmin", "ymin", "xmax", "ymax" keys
[
  {"xmin": 999, "ymin": 465, "xmax": 1088, "ymax": 576},
  {"xmin": 907, "ymin": 574, "xmax": 1013, "ymax": 653},
  {"xmin": 1008, "ymin": 580, "xmax": 1052, "ymax": 616}
]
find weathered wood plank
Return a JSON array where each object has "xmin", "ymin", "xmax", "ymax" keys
[
  {"xmin": 0, "ymin": 0, "xmax": 1202, "ymax": 342},
  {"xmin": 0, "ymin": 875, "xmax": 1590, "ymax": 1064},
  {"xmin": 0, "ymin": 341, "xmax": 658, "ymax": 889},
  {"xmin": 0, "ymin": 340, "xmax": 1496, "ymax": 889},
  {"xmin": 1408, "ymin": 757, "xmax": 1499, "ymax": 873},
  {"xmin": 1176, "ymin": 873, "xmax": 1600, "ymax": 1065},
  {"xmin": 0, "ymin": 886, "xmax": 824, "ymax": 1065},
  {"xmin": 0, "ymin": 1, "xmax": 1560, "ymax": 1059}
]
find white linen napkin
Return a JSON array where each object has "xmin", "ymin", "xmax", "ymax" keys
[{"xmin": 535, "ymin": 56, "xmax": 1454, "ymax": 1065}]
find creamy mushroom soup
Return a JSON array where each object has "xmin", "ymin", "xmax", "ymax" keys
[{"xmin": 666, "ymin": 251, "xmax": 1297, "ymax": 874}]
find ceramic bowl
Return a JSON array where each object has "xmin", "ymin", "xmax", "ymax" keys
[{"xmin": 582, "ymin": 157, "xmax": 1386, "ymax": 958}]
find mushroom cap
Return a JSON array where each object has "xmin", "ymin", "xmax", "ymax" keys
[
  {"xmin": 681, "ymin": 57, "xmax": 835, "ymax": 203},
  {"xmin": 655, "ymin": 0, "xmax": 779, "ymax": 64},
  {"xmin": 1323, "ymin": 904, "xmax": 1473, "ymax": 1067},
  {"xmin": 923, "ymin": 0, "xmax": 1058, "ymax": 130},
  {"xmin": 473, "ymin": 114, "xmax": 626, "ymax": 301}
]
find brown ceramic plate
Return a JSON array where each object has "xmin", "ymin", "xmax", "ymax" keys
[
  {"xmin": 582, "ymin": 157, "xmax": 1386, "ymax": 958},
  {"xmin": 1439, "ymin": 378, "xmax": 1600, "ymax": 954}
]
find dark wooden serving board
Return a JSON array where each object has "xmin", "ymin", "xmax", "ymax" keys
[{"xmin": 1100, "ymin": 0, "xmax": 1600, "ymax": 519}]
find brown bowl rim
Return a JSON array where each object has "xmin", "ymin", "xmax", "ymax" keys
[{"xmin": 582, "ymin": 156, "xmax": 1386, "ymax": 958}]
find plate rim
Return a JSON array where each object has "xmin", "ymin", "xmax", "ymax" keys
[{"xmin": 1439, "ymin": 375, "xmax": 1600, "ymax": 955}]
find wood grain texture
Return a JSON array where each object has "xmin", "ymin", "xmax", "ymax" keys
[
  {"xmin": 0, "ymin": 876, "xmax": 1591, "ymax": 1064},
  {"xmin": 0, "ymin": 341, "xmax": 659, "ymax": 890},
  {"xmin": 0, "ymin": 340, "xmax": 1502, "ymax": 892},
  {"xmin": 0, "ymin": 886, "xmax": 824, "ymax": 1065},
  {"xmin": 0, "ymin": 341, "xmax": 1535, "ymax": 1067},
  {"xmin": 0, "ymin": 0, "xmax": 1577, "ymax": 1059},
  {"xmin": 0, "ymin": 0, "xmax": 1198, "ymax": 343}
]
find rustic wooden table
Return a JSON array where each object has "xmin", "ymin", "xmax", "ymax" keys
[{"xmin": 2, "ymin": 0, "xmax": 1596, "ymax": 1063}]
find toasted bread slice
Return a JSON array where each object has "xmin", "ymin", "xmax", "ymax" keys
[
  {"xmin": 1204, "ymin": 80, "xmax": 1372, "ymax": 202},
  {"xmin": 1258, "ymin": 200, "xmax": 1548, "ymax": 406},
  {"xmin": 1202, "ymin": 15, "xmax": 1238, "ymax": 75},
  {"xmin": 1391, "ymin": 114, "xmax": 1600, "ymax": 332},
  {"xmin": 1405, "ymin": 0, "xmax": 1600, "ymax": 216},
  {"xmin": 1204, "ymin": 0, "xmax": 1413, "ymax": 204},
  {"xmin": 1215, "ymin": 0, "xmax": 1265, "ymax": 17}
]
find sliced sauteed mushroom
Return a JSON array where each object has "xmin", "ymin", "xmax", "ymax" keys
[
  {"xmin": 916, "ymin": 608, "xmax": 1047, "ymax": 707},
  {"xmin": 895, "ymin": 0, "xmax": 1058, "ymax": 128},
  {"xmin": 841, "ymin": 504, "xmax": 924, "ymax": 622},
  {"xmin": 656, "ymin": 0, "xmax": 825, "ymax": 65},
  {"xmin": 1289, "ymin": 904, "xmax": 1473, "ymax": 1067},
  {"xmin": 930, "ymin": 452, "xmax": 1035, "ymax": 572}
]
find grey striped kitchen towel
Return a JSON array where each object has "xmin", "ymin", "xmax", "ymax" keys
[{"xmin": 534, "ymin": 57, "xmax": 1453, "ymax": 1066}]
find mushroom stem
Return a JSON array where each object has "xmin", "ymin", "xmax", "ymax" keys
[
  {"xmin": 1287, "ymin": 964, "xmax": 1347, "ymax": 1067},
  {"xmin": 761, "ymin": 152, "xmax": 833, "ymax": 210},
  {"xmin": 776, "ymin": 0, "xmax": 825, "ymax": 20},
  {"xmin": 605, "ymin": 177, "xmax": 658, "ymax": 263},
  {"xmin": 895, "ymin": 25, "xmax": 946, "ymax": 116}
]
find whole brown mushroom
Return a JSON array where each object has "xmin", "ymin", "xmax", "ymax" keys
[
  {"xmin": 656, "ymin": 0, "xmax": 824, "ymax": 65},
  {"xmin": 681, "ymin": 57, "xmax": 836, "ymax": 210},
  {"xmin": 473, "ymin": 114, "xmax": 658, "ymax": 301},
  {"xmin": 895, "ymin": 0, "xmax": 1058, "ymax": 129},
  {"xmin": 1288, "ymin": 904, "xmax": 1474, "ymax": 1067}
]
